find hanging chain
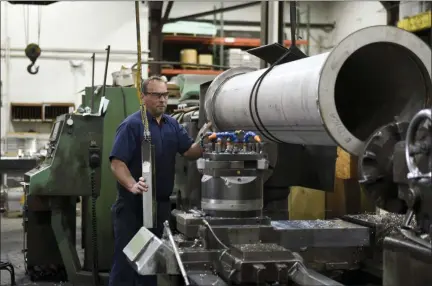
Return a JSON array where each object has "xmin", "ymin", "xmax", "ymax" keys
[
  {"xmin": 37, "ymin": 6, "xmax": 42, "ymax": 45},
  {"xmin": 22, "ymin": 6, "xmax": 42, "ymax": 45},
  {"xmin": 22, "ymin": 6, "xmax": 29, "ymax": 45},
  {"xmin": 135, "ymin": 1, "xmax": 150, "ymax": 140}
]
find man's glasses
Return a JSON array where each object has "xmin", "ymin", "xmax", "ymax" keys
[{"xmin": 147, "ymin": 92, "xmax": 169, "ymax": 100}]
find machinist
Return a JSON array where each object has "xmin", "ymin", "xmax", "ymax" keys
[{"xmin": 108, "ymin": 76, "xmax": 203, "ymax": 286}]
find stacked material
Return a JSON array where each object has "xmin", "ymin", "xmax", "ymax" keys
[
  {"xmin": 167, "ymin": 82, "xmax": 180, "ymax": 98},
  {"xmin": 174, "ymin": 74, "xmax": 217, "ymax": 101},
  {"xmin": 180, "ymin": 49, "xmax": 198, "ymax": 69},
  {"xmin": 2, "ymin": 136, "xmax": 47, "ymax": 157},
  {"xmin": 198, "ymin": 54, "xmax": 213, "ymax": 67},
  {"xmin": 225, "ymin": 48, "xmax": 260, "ymax": 69},
  {"xmin": 162, "ymin": 21, "xmax": 217, "ymax": 36}
]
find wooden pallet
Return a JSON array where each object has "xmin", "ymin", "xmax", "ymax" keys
[
  {"xmin": 161, "ymin": 65, "xmax": 174, "ymax": 69},
  {"xmin": 181, "ymin": 65, "xmax": 212, "ymax": 70},
  {"xmin": 181, "ymin": 65, "xmax": 198, "ymax": 69},
  {"xmin": 198, "ymin": 65, "xmax": 212, "ymax": 70}
]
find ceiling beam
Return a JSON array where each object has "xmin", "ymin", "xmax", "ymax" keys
[
  {"xmin": 7, "ymin": 1, "xmax": 56, "ymax": 5},
  {"xmin": 180, "ymin": 19, "xmax": 335, "ymax": 31},
  {"xmin": 162, "ymin": 1, "xmax": 174, "ymax": 24},
  {"xmin": 166, "ymin": 2, "xmax": 260, "ymax": 23}
]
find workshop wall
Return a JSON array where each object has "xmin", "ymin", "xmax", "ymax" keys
[
  {"xmin": 399, "ymin": 1, "xmax": 431, "ymax": 20},
  {"xmin": 0, "ymin": 1, "xmax": 149, "ymax": 136},
  {"xmin": 327, "ymin": 1, "xmax": 387, "ymax": 45}
]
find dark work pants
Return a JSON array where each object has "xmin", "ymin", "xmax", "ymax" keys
[{"xmin": 109, "ymin": 199, "xmax": 171, "ymax": 286}]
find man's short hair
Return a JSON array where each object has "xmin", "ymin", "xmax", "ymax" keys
[{"xmin": 141, "ymin": 75, "xmax": 167, "ymax": 94}]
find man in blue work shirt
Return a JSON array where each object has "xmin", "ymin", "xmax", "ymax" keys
[{"xmin": 108, "ymin": 76, "xmax": 203, "ymax": 286}]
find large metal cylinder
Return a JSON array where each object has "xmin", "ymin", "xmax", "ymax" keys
[{"xmin": 205, "ymin": 26, "xmax": 432, "ymax": 156}]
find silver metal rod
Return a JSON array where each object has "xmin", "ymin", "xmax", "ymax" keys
[
  {"xmin": 306, "ymin": 4, "xmax": 311, "ymax": 55},
  {"xmin": 204, "ymin": 25, "xmax": 432, "ymax": 156},
  {"xmin": 163, "ymin": 221, "xmax": 190, "ymax": 286},
  {"xmin": 4, "ymin": 53, "xmax": 136, "ymax": 62},
  {"xmin": 141, "ymin": 143, "xmax": 155, "ymax": 228},
  {"xmin": 91, "ymin": 53, "xmax": 95, "ymax": 112},
  {"xmin": 4, "ymin": 47, "xmax": 149, "ymax": 54},
  {"xmin": 131, "ymin": 61, "xmax": 229, "ymax": 70},
  {"xmin": 102, "ymin": 46, "xmax": 111, "ymax": 99},
  {"xmin": 4, "ymin": 54, "xmax": 230, "ymax": 70}
]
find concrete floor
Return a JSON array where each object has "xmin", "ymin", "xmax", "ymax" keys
[
  {"xmin": 1, "ymin": 216, "xmax": 74, "ymax": 286},
  {"xmin": 1, "ymin": 215, "xmax": 178, "ymax": 286}
]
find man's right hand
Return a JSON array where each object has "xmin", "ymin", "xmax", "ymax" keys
[{"xmin": 128, "ymin": 177, "xmax": 148, "ymax": 194}]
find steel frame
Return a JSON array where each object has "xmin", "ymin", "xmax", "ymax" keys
[{"xmin": 147, "ymin": 1, "xmax": 335, "ymax": 75}]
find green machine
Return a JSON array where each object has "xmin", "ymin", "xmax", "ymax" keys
[
  {"xmin": 23, "ymin": 87, "xmax": 139, "ymax": 285},
  {"xmin": 22, "ymin": 78, "xmax": 206, "ymax": 284}
]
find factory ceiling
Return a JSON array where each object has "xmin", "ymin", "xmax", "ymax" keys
[{"xmin": 7, "ymin": 1, "xmax": 57, "ymax": 5}]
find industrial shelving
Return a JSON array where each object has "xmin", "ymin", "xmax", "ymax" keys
[
  {"xmin": 159, "ymin": 34, "xmax": 309, "ymax": 76},
  {"xmin": 159, "ymin": 68, "xmax": 223, "ymax": 76},
  {"xmin": 163, "ymin": 35, "xmax": 308, "ymax": 47}
]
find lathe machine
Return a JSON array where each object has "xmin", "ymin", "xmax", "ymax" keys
[
  {"xmin": 21, "ymin": 25, "xmax": 431, "ymax": 286},
  {"xmin": 124, "ymin": 25, "xmax": 432, "ymax": 286}
]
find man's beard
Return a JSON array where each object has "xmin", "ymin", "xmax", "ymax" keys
[{"xmin": 153, "ymin": 106, "xmax": 166, "ymax": 116}]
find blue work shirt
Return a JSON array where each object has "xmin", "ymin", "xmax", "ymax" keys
[{"xmin": 109, "ymin": 111, "xmax": 193, "ymax": 211}]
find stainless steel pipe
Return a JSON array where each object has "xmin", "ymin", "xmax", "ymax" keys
[{"xmin": 205, "ymin": 26, "xmax": 432, "ymax": 156}]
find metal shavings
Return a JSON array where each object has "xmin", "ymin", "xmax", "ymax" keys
[
  {"xmin": 233, "ymin": 243, "xmax": 285, "ymax": 252},
  {"xmin": 349, "ymin": 212, "xmax": 417, "ymax": 244},
  {"xmin": 272, "ymin": 219, "xmax": 355, "ymax": 230},
  {"xmin": 173, "ymin": 234, "xmax": 186, "ymax": 243}
]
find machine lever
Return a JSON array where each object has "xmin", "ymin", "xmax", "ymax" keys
[
  {"xmin": 288, "ymin": 261, "xmax": 344, "ymax": 286},
  {"xmin": 164, "ymin": 221, "xmax": 190, "ymax": 286}
]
